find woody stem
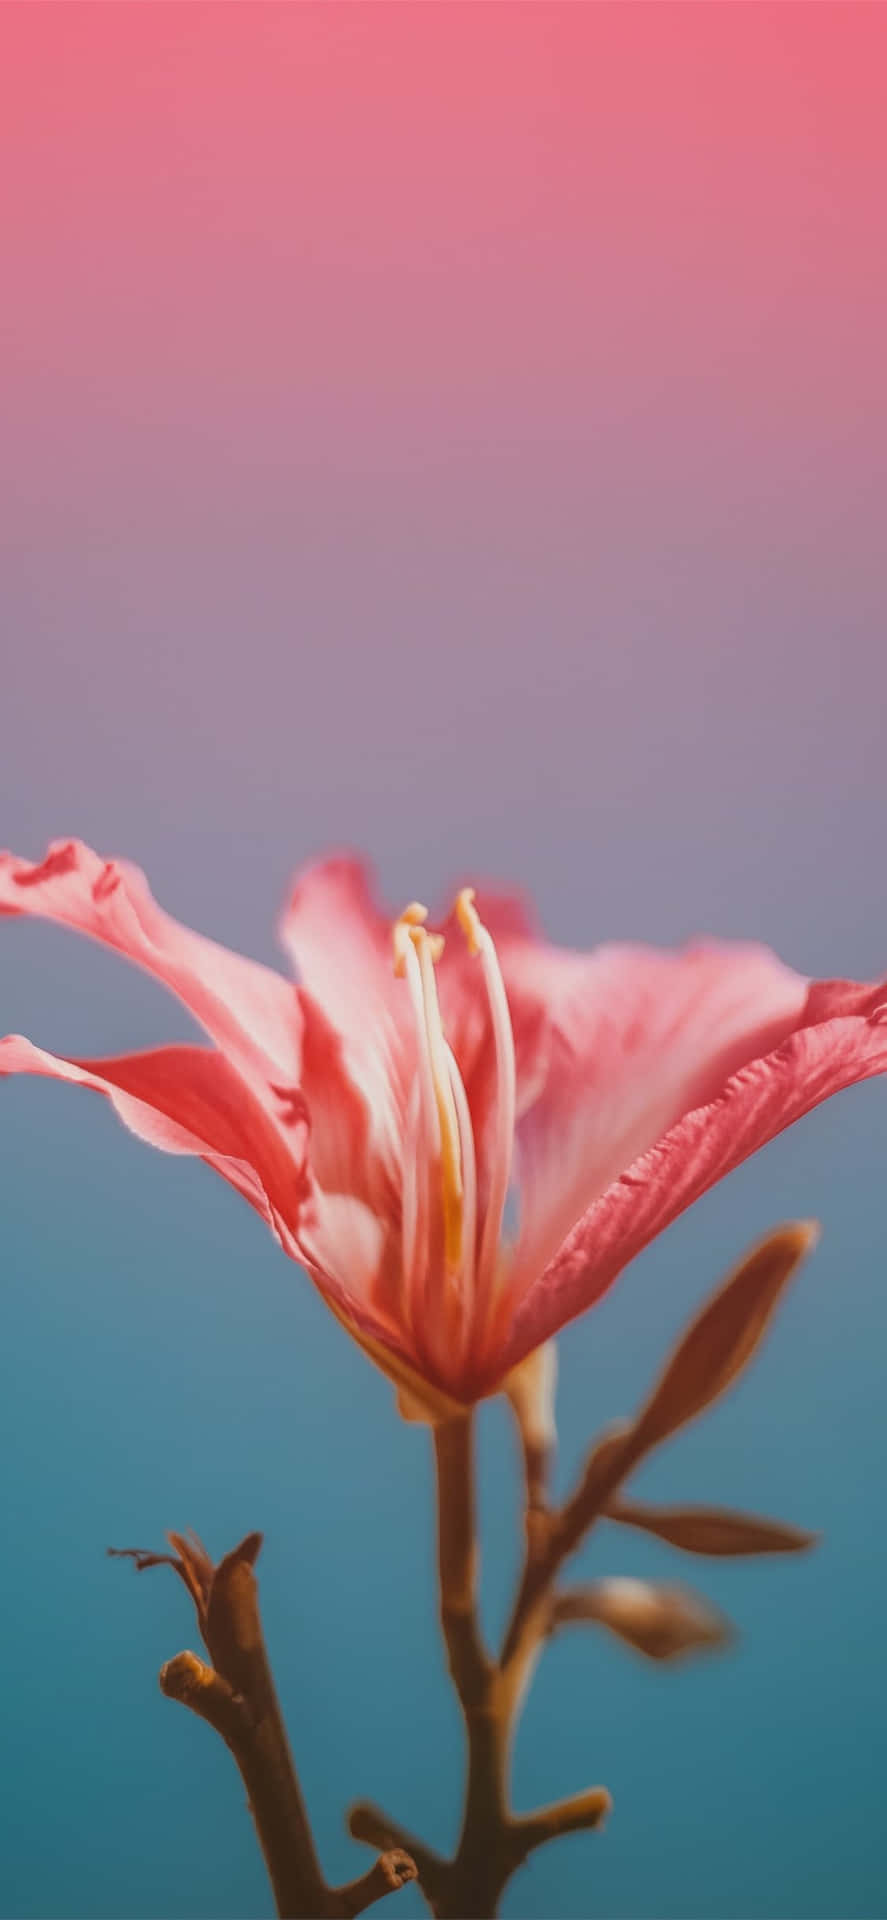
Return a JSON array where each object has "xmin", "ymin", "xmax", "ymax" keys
[
  {"xmin": 161, "ymin": 1633, "xmax": 327, "ymax": 1920},
  {"xmin": 430, "ymin": 1417, "xmax": 515, "ymax": 1919},
  {"xmin": 349, "ymin": 1417, "xmax": 610, "ymax": 1916},
  {"xmin": 501, "ymin": 1433, "xmax": 637, "ymax": 1672},
  {"xmin": 433, "ymin": 1415, "xmax": 490, "ymax": 1708},
  {"xmin": 120, "ymin": 1535, "xmax": 416, "ymax": 1920}
]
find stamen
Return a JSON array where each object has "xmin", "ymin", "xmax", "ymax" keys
[
  {"xmin": 455, "ymin": 889, "xmax": 517, "ymax": 1315},
  {"xmin": 400, "ymin": 1079, "xmax": 425, "ymax": 1328},
  {"xmin": 393, "ymin": 900, "xmax": 430, "ymax": 976},
  {"xmin": 445, "ymin": 1039, "xmax": 477, "ymax": 1313},
  {"xmin": 393, "ymin": 903, "xmax": 464, "ymax": 1275},
  {"xmin": 415, "ymin": 933, "xmax": 464, "ymax": 1271},
  {"xmin": 455, "ymin": 886, "xmax": 483, "ymax": 955},
  {"xmin": 396, "ymin": 919, "xmax": 440, "ymax": 1150}
]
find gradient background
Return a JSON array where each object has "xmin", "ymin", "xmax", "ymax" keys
[{"xmin": 2, "ymin": 6, "xmax": 886, "ymax": 1916}]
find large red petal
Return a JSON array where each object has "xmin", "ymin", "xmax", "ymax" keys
[
  {"xmin": 499, "ymin": 936, "xmax": 810, "ymax": 1290},
  {"xmin": 0, "ymin": 1035, "xmax": 308, "ymax": 1228},
  {"xmin": 495, "ymin": 984, "xmax": 887, "ymax": 1381}
]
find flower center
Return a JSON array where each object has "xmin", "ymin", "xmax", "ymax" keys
[{"xmin": 393, "ymin": 889, "xmax": 516, "ymax": 1357}]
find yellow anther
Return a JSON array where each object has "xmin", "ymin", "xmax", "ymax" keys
[
  {"xmin": 393, "ymin": 900, "xmax": 429, "ymax": 976},
  {"xmin": 455, "ymin": 886, "xmax": 482, "ymax": 956},
  {"xmin": 394, "ymin": 907, "xmax": 446, "ymax": 976}
]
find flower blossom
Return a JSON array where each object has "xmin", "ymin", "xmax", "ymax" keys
[{"xmin": 2, "ymin": 838, "xmax": 886, "ymax": 1412}]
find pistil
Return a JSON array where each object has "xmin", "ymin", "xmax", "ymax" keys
[
  {"xmin": 394, "ymin": 905, "xmax": 465, "ymax": 1278},
  {"xmin": 455, "ymin": 889, "xmax": 517, "ymax": 1319}
]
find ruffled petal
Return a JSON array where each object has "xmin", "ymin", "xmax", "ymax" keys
[
  {"xmin": 500, "ymin": 937, "xmax": 810, "ymax": 1290},
  {"xmin": 495, "ymin": 982, "xmax": 887, "ymax": 1382},
  {"xmin": 0, "ymin": 840, "xmax": 302, "ymax": 1095},
  {"xmin": 0, "ymin": 1035, "xmax": 308, "ymax": 1228}
]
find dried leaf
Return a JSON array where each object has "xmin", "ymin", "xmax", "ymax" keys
[
  {"xmin": 605, "ymin": 1498, "xmax": 818, "ymax": 1557},
  {"xmin": 108, "ymin": 1538, "xmax": 209, "ymax": 1612},
  {"xmin": 631, "ymin": 1222, "xmax": 818, "ymax": 1454},
  {"xmin": 551, "ymin": 1577, "xmax": 733, "ymax": 1662},
  {"xmin": 167, "ymin": 1530, "xmax": 217, "ymax": 1613}
]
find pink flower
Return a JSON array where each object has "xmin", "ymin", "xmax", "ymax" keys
[{"xmin": 2, "ymin": 838, "xmax": 886, "ymax": 1410}]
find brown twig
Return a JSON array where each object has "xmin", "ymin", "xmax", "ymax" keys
[
  {"xmin": 511, "ymin": 1787, "xmax": 613, "ymax": 1857},
  {"xmin": 348, "ymin": 1803, "xmax": 449, "ymax": 1906},
  {"xmin": 350, "ymin": 1412, "xmax": 610, "ymax": 1919},
  {"xmin": 336, "ymin": 1851, "xmax": 420, "ymax": 1917},
  {"xmin": 112, "ymin": 1532, "xmax": 416, "ymax": 1919},
  {"xmin": 500, "ymin": 1420, "xmax": 636, "ymax": 1675}
]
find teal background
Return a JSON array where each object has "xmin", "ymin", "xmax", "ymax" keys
[{"xmin": 2, "ymin": 6, "xmax": 886, "ymax": 1916}]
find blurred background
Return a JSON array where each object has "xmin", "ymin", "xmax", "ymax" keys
[{"xmin": 2, "ymin": 5, "xmax": 886, "ymax": 1915}]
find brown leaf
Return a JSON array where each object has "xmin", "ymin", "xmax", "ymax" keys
[
  {"xmin": 631, "ymin": 1222, "xmax": 818, "ymax": 1454},
  {"xmin": 551, "ymin": 1577, "xmax": 733, "ymax": 1662},
  {"xmin": 108, "ymin": 1530, "xmax": 263, "ymax": 1637},
  {"xmin": 575, "ymin": 1419, "xmax": 635, "ymax": 1506},
  {"xmin": 167, "ymin": 1530, "xmax": 217, "ymax": 1614},
  {"xmin": 605, "ymin": 1498, "xmax": 818, "ymax": 1557}
]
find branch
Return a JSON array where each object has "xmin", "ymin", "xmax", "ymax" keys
[
  {"xmin": 350, "ymin": 1416, "xmax": 610, "ymax": 1918},
  {"xmin": 348, "ymin": 1802, "xmax": 448, "ymax": 1906},
  {"xmin": 113, "ymin": 1532, "xmax": 416, "ymax": 1920},
  {"xmin": 337, "ymin": 1850, "xmax": 418, "ymax": 1916},
  {"xmin": 511, "ymin": 1786, "xmax": 612, "ymax": 1860},
  {"xmin": 503, "ymin": 1343, "xmax": 558, "ymax": 1529},
  {"xmin": 433, "ymin": 1414, "xmax": 491, "ymax": 1706},
  {"xmin": 499, "ymin": 1421, "xmax": 633, "ymax": 1672},
  {"xmin": 159, "ymin": 1649, "xmax": 252, "ymax": 1748}
]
